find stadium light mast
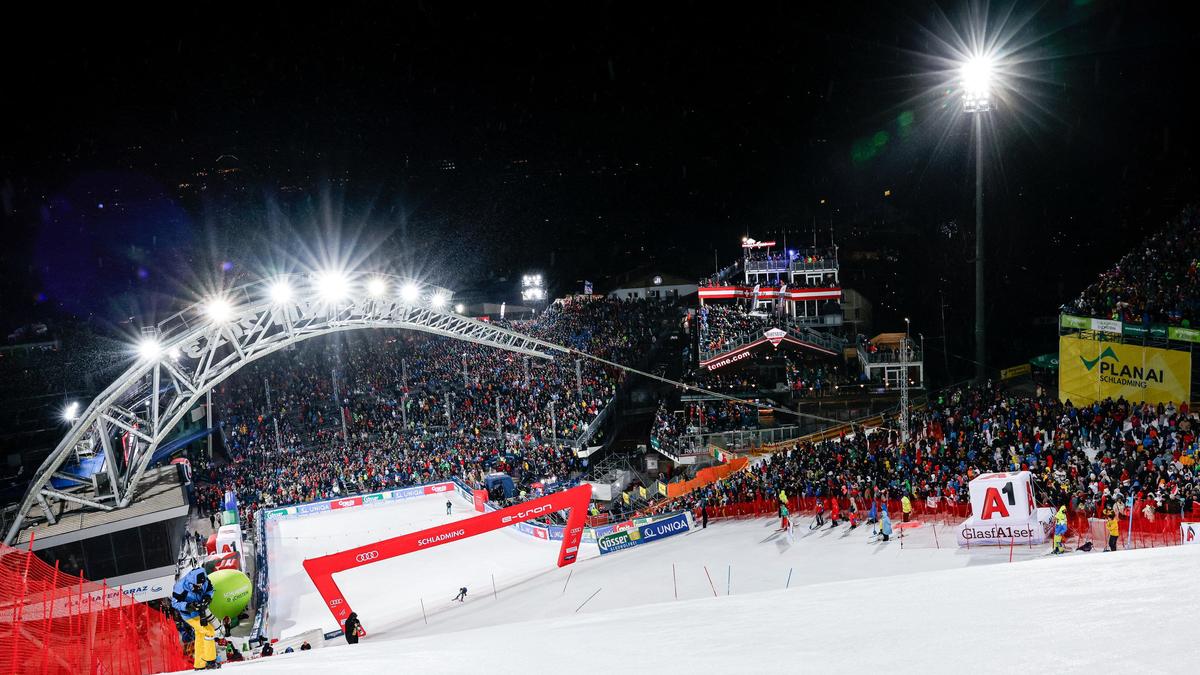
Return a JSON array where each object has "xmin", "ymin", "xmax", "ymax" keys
[{"xmin": 961, "ymin": 55, "xmax": 992, "ymax": 382}]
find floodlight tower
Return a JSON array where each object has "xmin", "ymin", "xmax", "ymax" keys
[
  {"xmin": 961, "ymin": 56, "xmax": 992, "ymax": 382},
  {"xmin": 521, "ymin": 273, "xmax": 547, "ymax": 308}
]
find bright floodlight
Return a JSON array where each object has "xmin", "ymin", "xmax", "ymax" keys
[
  {"xmin": 137, "ymin": 337, "xmax": 163, "ymax": 361},
  {"xmin": 430, "ymin": 292, "xmax": 449, "ymax": 309},
  {"xmin": 454, "ymin": 303, "xmax": 465, "ymax": 314},
  {"xmin": 961, "ymin": 56, "xmax": 994, "ymax": 112},
  {"xmin": 204, "ymin": 297, "xmax": 233, "ymax": 323},
  {"xmin": 315, "ymin": 270, "xmax": 349, "ymax": 302},
  {"xmin": 367, "ymin": 277, "xmax": 387, "ymax": 298},
  {"xmin": 63, "ymin": 401, "xmax": 80, "ymax": 422},
  {"xmin": 269, "ymin": 279, "xmax": 293, "ymax": 304},
  {"xmin": 400, "ymin": 282, "xmax": 420, "ymax": 303}
]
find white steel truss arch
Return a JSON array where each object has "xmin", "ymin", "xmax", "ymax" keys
[{"xmin": 5, "ymin": 273, "xmax": 569, "ymax": 544}]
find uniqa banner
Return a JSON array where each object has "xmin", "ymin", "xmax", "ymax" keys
[{"xmin": 1058, "ymin": 335, "xmax": 1191, "ymax": 406}]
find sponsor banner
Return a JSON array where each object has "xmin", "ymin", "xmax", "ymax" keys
[
  {"xmin": 1092, "ymin": 318, "xmax": 1123, "ymax": 334},
  {"xmin": 392, "ymin": 486, "xmax": 426, "ymax": 500},
  {"xmin": 598, "ymin": 528, "xmax": 642, "ymax": 555},
  {"xmin": 1170, "ymin": 327, "xmax": 1200, "ymax": 344},
  {"xmin": 331, "ymin": 497, "xmax": 363, "ymax": 510},
  {"xmin": 473, "ymin": 489, "xmax": 488, "ymax": 513},
  {"xmin": 1000, "ymin": 363, "xmax": 1031, "ymax": 380},
  {"xmin": 638, "ymin": 511, "xmax": 691, "ymax": 543},
  {"xmin": 956, "ymin": 519, "xmax": 1049, "ymax": 546},
  {"xmin": 1058, "ymin": 335, "xmax": 1191, "ymax": 406},
  {"xmin": 698, "ymin": 285, "xmax": 840, "ymax": 301},
  {"xmin": 18, "ymin": 574, "xmax": 176, "ymax": 620},
  {"xmin": 1059, "ymin": 314, "xmax": 1090, "ymax": 330},
  {"xmin": 1182, "ymin": 523, "xmax": 1200, "ymax": 545},
  {"xmin": 264, "ymin": 481, "xmax": 456, "ymax": 521}
]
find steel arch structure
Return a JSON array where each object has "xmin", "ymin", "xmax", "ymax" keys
[{"xmin": 4, "ymin": 273, "xmax": 569, "ymax": 545}]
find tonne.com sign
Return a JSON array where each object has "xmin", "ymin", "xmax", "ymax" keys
[{"xmin": 1058, "ymin": 335, "xmax": 1191, "ymax": 406}]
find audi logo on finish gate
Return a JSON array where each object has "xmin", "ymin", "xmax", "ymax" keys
[
  {"xmin": 329, "ymin": 599, "xmax": 343, "ymax": 607},
  {"xmin": 501, "ymin": 503, "xmax": 552, "ymax": 524},
  {"xmin": 355, "ymin": 551, "xmax": 380, "ymax": 563}
]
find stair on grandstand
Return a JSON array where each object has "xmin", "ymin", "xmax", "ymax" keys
[{"xmin": 699, "ymin": 320, "xmax": 847, "ymax": 364}]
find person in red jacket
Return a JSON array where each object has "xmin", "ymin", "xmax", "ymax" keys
[{"xmin": 829, "ymin": 499, "xmax": 840, "ymax": 528}]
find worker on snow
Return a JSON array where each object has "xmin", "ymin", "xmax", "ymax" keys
[{"xmin": 1053, "ymin": 505, "xmax": 1068, "ymax": 554}]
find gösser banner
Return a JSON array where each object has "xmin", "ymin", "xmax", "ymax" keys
[
  {"xmin": 1058, "ymin": 335, "xmax": 1191, "ymax": 406},
  {"xmin": 303, "ymin": 484, "xmax": 591, "ymax": 636},
  {"xmin": 598, "ymin": 511, "xmax": 692, "ymax": 555}
]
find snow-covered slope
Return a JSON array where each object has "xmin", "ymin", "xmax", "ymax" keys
[
  {"xmin": 267, "ymin": 491, "xmax": 1049, "ymax": 640},
  {"xmin": 221, "ymin": 544, "xmax": 1199, "ymax": 673}
]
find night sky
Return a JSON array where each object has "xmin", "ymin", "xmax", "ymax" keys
[{"xmin": 2, "ymin": 1, "xmax": 1198, "ymax": 373}]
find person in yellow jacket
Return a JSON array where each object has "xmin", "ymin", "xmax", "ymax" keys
[
  {"xmin": 1053, "ymin": 505, "xmax": 1068, "ymax": 554},
  {"xmin": 1105, "ymin": 508, "xmax": 1120, "ymax": 552},
  {"xmin": 185, "ymin": 615, "xmax": 217, "ymax": 670},
  {"xmin": 900, "ymin": 495, "xmax": 912, "ymax": 523}
]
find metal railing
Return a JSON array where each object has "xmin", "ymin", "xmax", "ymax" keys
[{"xmin": 700, "ymin": 319, "xmax": 847, "ymax": 362}]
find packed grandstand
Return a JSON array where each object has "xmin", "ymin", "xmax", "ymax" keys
[{"xmin": 3, "ymin": 209, "xmax": 1200, "ymax": 674}]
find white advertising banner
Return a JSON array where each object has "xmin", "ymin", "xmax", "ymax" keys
[
  {"xmin": 967, "ymin": 471, "xmax": 1036, "ymax": 525},
  {"xmin": 1181, "ymin": 523, "xmax": 1200, "ymax": 545}
]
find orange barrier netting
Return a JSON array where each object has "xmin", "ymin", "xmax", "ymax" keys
[
  {"xmin": 0, "ymin": 543, "xmax": 189, "ymax": 675},
  {"xmin": 665, "ymin": 458, "xmax": 749, "ymax": 499}
]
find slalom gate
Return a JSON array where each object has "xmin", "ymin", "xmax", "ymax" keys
[{"xmin": 0, "ymin": 543, "xmax": 189, "ymax": 675}]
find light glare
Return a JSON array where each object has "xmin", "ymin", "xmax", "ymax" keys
[
  {"xmin": 367, "ymin": 278, "xmax": 387, "ymax": 297},
  {"xmin": 400, "ymin": 282, "xmax": 420, "ymax": 303},
  {"xmin": 430, "ymin": 292, "xmax": 449, "ymax": 309},
  {"xmin": 315, "ymin": 271, "xmax": 349, "ymax": 302},
  {"xmin": 63, "ymin": 402, "xmax": 80, "ymax": 422},
  {"xmin": 204, "ymin": 297, "xmax": 233, "ymax": 323},
  {"xmin": 269, "ymin": 280, "xmax": 293, "ymax": 304},
  {"xmin": 137, "ymin": 337, "xmax": 163, "ymax": 361}
]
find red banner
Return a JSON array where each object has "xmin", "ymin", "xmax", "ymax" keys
[
  {"xmin": 330, "ymin": 496, "xmax": 363, "ymax": 509},
  {"xmin": 473, "ymin": 489, "xmax": 488, "ymax": 513},
  {"xmin": 303, "ymin": 484, "xmax": 592, "ymax": 636},
  {"xmin": 423, "ymin": 483, "xmax": 454, "ymax": 495}
]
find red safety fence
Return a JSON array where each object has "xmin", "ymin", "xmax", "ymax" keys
[
  {"xmin": 0, "ymin": 542, "xmax": 189, "ymax": 675},
  {"xmin": 689, "ymin": 496, "xmax": 1200, "ymax": 550}
]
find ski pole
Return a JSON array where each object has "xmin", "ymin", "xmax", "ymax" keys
[{"xmin": 785, "ymin": 568, "xmax": 793, "ymax": 589}]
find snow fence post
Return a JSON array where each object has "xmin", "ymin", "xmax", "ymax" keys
[
  {"xmin": 785, "ymin": 568, "xmax": 793, "ymax": 589},
  {"xmin": 672, "ymin": 564, "xmax": 677, "ymax": 599},
  {"xmin": 562, "ymin": 570, "xmax": 573, "ymax": 596},
  {"xmin": 726, "ymin": 565, "xmax": 731, "ymax": 596},
  {"xmin": 420, "ymin": 598, "xmax": 427, "ymax": 625},
  {"xmin": 703, "ymin": 566, "xmax": 717, "ymax": 597},
  {"xmin": 491, "ymin": 574, "xmax": 498, "ymax": 600}
]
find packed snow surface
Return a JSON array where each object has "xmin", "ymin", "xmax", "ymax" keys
[{"xmin": 228, "ymin": 491, "xmax": 1200, "ymax": 672}]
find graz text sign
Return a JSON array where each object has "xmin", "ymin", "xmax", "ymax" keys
[{"xmin": 302, "ymin": 484, "xmax": 591, "ymax": 635}]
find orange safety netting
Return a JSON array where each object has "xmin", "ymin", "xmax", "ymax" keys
[
  {"xmin": 665, "ymin": 458, "xmax": 749, "ymax": 499},
  {"xmin": 0, "ymin": 543, "xmax": 189, "ymax": 675}
]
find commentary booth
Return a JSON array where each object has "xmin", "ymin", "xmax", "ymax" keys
[{"xmin": 957, "ymin": 471, "xmax": 1054, "ymax": 547}]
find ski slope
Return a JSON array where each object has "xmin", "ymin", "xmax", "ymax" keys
[
  {"xmin": 221, "ymin": 543, "xmax": 1200, "ymax": 673},
  {"xmin": 267, "ymin": 490, "xmax": 1058, "ymax": 641}
]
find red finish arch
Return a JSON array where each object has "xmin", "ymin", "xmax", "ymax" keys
[{"xmin": 302, "ymin": 484, "xmax": 592, "ymax": 635}]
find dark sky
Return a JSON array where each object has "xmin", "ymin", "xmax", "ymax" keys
[{"xmin": 2, "ymin": 1, "xmax": 1199, "ymax": 370}]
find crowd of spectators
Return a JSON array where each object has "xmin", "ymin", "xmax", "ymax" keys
[
  {"xmin": 650, "ymin": 399, "xmax": 760, "ymax": 455},
  {"xmin": 194, "ymin": 296, "xmax": 670, "ymax": 523},
  {"xmin": 659, "ymin": 382, "xmax": 1200, "ymax": 525},
  {"xmin": 1068, "ymin": 209, "xmax": 1200, "ymax": 326}
]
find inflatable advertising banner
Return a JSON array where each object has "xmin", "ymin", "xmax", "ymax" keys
[
  {"xmin": 957, "ymin": 471, "xmax": 1053, "ymax": 546},
  {"xmin": 1058, "ymin": 335, "xmax": 1191, "ymax": 406}
]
